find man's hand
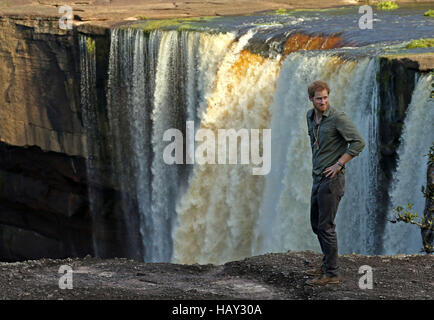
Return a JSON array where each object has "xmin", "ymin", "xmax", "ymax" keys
[{"xmin": 323, "ymin": 163, "xmax": 342, "ymax": 178}]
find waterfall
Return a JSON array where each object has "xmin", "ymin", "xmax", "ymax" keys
[
  {"xmin": 79, "ymin": 35, "xmax": 100, "ymax": 255},
  {"xmin": 106, "ymin": 28, "xmax": 235, "ymax": 262},
  {"xmin": 173, "ymin": 30, "xmax": 281, "ymax": 265},
  {"xmin": 251, "ymin": 53, "xmax": 380, "ymax": 257},
  {"xmin": 382, "ymin": 74, "xmax": 433, "ymax": 255},
  {"xmin": 151, "ymin": 30, "xmax": 187, "ymax": 262},
  {"xmin": 82, "ymin": 25, "xmax": 431, "ymax": 263}
]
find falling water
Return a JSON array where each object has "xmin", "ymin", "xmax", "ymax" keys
[
  {"xmin": 79, "ymin": 35, "xmax": 100, "ymax": 255},
  {"xmin": 106, "ymin": 28, "xmax": 156, "ymax": 260},
  {"xmin": 106, "ymin": 29, "xmax": 235, "ymax": 262},
  {"xmin": 173, "ymin": 30, "xmax": 281, "ymax": 265},
  {"xmin": 382, "ymin": 74, "xmax": 433, "ymax": 255},
  {"xmin": 250, "ymin": 53, "xmax": 380, "ymax": 257},
  {"xmin": 81, "ymin": 20, "xmax": 432, "ymax": 263}
]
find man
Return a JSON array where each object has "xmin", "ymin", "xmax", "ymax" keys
[{"xmin": 305, "ymin": 80, "xmax": 365, "ymax": 286}]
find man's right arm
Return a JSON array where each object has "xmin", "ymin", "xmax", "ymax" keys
[{"xmin": 335, "ymin": 112, "xmax": 366, "ymax": 157}]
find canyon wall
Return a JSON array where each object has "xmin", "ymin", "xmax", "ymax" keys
[{"xmin": 0, "ymin": 16, "xmax": 143, "ymax": 261}]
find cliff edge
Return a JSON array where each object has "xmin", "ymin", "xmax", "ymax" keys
[{"xmin": 0, "ymin": 251, "xmax": 432, "ymax": 300}]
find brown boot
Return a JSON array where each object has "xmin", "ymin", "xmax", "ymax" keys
[
  {"xmin": 305, "ymin": 274, "xmax": 340, "ymax": 286},
  {"xmin": 305, "ymin": 266, "xmax": 324, "ymax": 276}
]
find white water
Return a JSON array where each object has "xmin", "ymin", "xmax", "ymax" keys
[
  {"xmin": 251, "ymin": 54, "xmax": 380, "ymax": 257},
  {"xmin": 105, "ymin": 29, "xmax": 236, "ymax": 261},
  {"xmin": 382, "ymin": 74, "xmax": 433, "ymax": 255},
  {"xmin": 83, "ymin": 27, "xmax": 431, "ymax": 263},
  {"xmin": 79, "ymin": 35, "xmax": 100, "ymax": 255},
  {"xmin": 173, "ymin": 30, "xmax": 282, "ymax": 265}
]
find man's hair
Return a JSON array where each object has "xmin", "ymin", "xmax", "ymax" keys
[{"xmin": 308, "ymin": 81, "xmax": 330, "ymax": 98}]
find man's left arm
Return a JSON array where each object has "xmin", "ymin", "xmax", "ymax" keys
[{"xmin": 323, "ymin": 112, "xmax": 366, "ymax": 178}]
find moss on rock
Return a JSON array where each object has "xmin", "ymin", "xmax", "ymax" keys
[
  {"xmin": 377, "ymin": 1, "xmax": 399, "ymax": 10},
  {"xmin": 424, "ymin": 9, "xmax": 434, "ymax": 17},
  {"xmin": 406, "ymin": 38, "xmax": 434, "ymax": 49},
  {"xmin": 127, "ymin": 16, "xmax": 219, "ymax": 32},
  {"xmin": 86, "ymin": 37, "xmax": 95, "ymax": 55}
]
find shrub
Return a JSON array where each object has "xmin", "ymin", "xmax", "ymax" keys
[
  {"xmin": 406, "ymin": 38, "xmax": 434, "ymax": 49},
  {"xmin": 377, "ymin": 1, "xmax": 399, "ymax": 10},
  {"xmin": 424, "ymin": 9, "xmax": 434, "ymax": 17},
  {"xmin": 275, "ymin": 8, "xmax": 288, "ymax": 15},
  {"xmin": 86, "ymin": 38, "xmax": 95, "ymax": 55}
]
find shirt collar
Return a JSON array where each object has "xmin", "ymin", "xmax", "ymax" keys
[{"xmin": 309, "ymin": 105, "xmax": 332, "ymax": 121}]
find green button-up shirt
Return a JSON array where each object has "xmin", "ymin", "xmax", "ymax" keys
[{"xmin": 307, "ymin": 106, "xmax": 365, "ymax": 180}]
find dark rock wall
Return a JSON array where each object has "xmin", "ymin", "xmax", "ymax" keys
[
  {"xmin": 422, "ymin": 153, "xmax": 433, "ymax": 252},
  {"xmin": 0, "ymin": 142, "xmax": 92, "ymax": 261},
  {"xmin": 375, "ymin": 57, "xmax": 418, "ymax": 253},
  {"xmin": 0, "ymin": 16, "xmax": 85, "ymax": 156},
  {"xmin": 0, "ymin": 16, "xmax": 143, "ymax": 262}
]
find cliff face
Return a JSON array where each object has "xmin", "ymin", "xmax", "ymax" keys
[
  {"xmin": 0, "ymin": 16, "xmax": 90, "ymax": 260},
  {"xmin": 422, "ymin": 155, "xmax": 433, "ymax": 252},
  {"xmin": 0, "ymin": 16, "xmax": 86, "ymax": 156},
  {"xmin": 0, "ymin": 141, "xmax": 92, "ymax": 260},
  {"xmin": 0, "ymin": 16, "xmax": 144, "ymax": 262}
]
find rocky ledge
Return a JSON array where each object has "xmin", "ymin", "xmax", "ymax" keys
[
  {"xmin": 0, "ymin": 251, "xmax": 432, "ymax": 300},
  {"xmin": 381, "ymin": 53, "xmax": 434, "ymax": 72}
]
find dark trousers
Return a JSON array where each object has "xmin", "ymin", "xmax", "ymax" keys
[{"xmin": 310, "ymin": 172, "xmax": 345, "ymax": 277}]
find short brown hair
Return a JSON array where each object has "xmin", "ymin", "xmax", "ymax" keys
[{"xmin": 308, "ymin": 81, "xmax": 330, "ymax": 98}]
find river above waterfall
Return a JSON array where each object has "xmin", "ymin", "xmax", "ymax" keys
[{"xmin": 125, "ymin": 4, "xmax": 434, "ymax": 52}]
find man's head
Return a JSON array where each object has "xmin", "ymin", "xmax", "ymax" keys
[{"xmin": 308, "ymin": 81, "xmax": 330, "ymax": 113}]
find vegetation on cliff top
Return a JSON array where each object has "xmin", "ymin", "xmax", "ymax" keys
[
  {"xmin": 405, "ymin": 38, "xmax": 434, "ymax": 49},
  {"xmin": 424, "ymin": 9, "xmax": 434, "ymax": 17},
  {"xmin": 377, "ymin": 1, "xmax": 399, "ymax": 10},
  {"xmin": 271, "ymin": 7, "xmax": 347, "ymax": 15},
  {"xmin": 129, "ymin": 16, "xmax": 218, "ymax": 32}
]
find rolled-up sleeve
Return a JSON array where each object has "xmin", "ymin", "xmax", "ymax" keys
[{"xmin": 335, "ymin": 112, "xmax": 366, "ymax": 157}]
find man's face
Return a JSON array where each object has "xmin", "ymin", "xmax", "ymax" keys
[{"xmin": 310, "ymin": 89, "xmax": 329, "ymax": 113}]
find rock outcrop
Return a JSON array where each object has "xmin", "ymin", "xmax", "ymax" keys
[
  {"xmin": 0, "ymin": 15, "xmax": 86, "ymax": 156},
  {"xmin": 0, "ymin": 141, "xmax": 92, "ymax": 260},
  {"xmin": 0, "ymin": 16, "xmax": 144, "ymax": 261}
]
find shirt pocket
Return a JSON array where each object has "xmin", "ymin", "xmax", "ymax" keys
[{"xmin": 319, "ymin": 123, "xmax": 337, "ymax": 143}]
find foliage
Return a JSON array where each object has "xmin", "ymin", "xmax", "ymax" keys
[
  {"xmin": 275, "ymin": 8, "xmax": 288, "ymax": 15},
  {"xmin": 129, "ymin": 16, "xmax": 217, "ymax": 32},
  {"xmin": 140, "ymin": 19, "xmax": 182, "ymax": 31},
  {"xmin": 377, "ymin": 1, "xmax": 399, "ymax": 10},
  {"xmin": 86, "ymin": 37, "xmax": 95, "ymax": 56},
  {"xmin": 424, "ymin": 9, "xmax": 434, "ymax": 17},
  {"xmin": 178, "ymin": 24, "xmax": 202, "ymax": 32},
  {"xmin": 406, "ymin": 38, "xmax": 434, "ymax": 49},
  {"xmin": 390, "ymin": 205, "xmax": 433, "ymax": 253}
]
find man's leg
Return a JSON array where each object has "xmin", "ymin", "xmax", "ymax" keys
[
  {"xmin": 310, "ymin": 178, "xmax": 326, "ymax": 272},
  {"xmin": 316, "ymin": 173, "xmax": 345, "ymax": 277}
]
